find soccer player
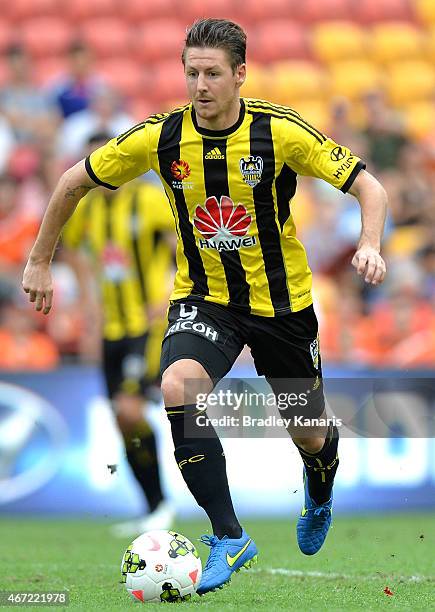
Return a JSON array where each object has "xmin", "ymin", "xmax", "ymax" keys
[
  {"xmin": 62, "ymin": 133, "xmax": 176, "ymax": 536},
  {"xmin": 22, "ymin": 19, "xmax": 387, "ymax": 595}
]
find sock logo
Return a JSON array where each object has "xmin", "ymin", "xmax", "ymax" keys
[
  {"xmin": 178, "ymin": 454, "xmax": 205, "ymax": 470},
  {"xmin": 309, "ymin": 335, "xmax": 319, "ymax": 370}
]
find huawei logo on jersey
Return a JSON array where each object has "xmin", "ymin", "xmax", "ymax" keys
[
  {"xmin": 193, "ymin": 196, "xmax": 256, "ymax": 252},
  {"xmin": 170, "ymin": 159, "xmax": 191, "ymax": 180}
]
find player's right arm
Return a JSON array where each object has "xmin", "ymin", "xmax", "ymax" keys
[
  {"xmin": 23, "ymin": 121, "xmax": 152, "ymax": 314},
  {"xmin": 22, "ymin": 159, "xmax": 97, "ymax": 314}
]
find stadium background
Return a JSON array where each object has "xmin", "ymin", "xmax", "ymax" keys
[{"xmin": 0, "ymin": 0, "xmax": 434, "ymax": 521}]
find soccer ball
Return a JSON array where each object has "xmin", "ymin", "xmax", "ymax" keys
[{"xmin": 121, "ymin": 530, "xmax": 202, "ymax": 603}]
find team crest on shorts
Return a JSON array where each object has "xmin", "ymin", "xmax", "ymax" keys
[
  {"xmin": 239, "ymin": 155, "xmax": 263, "ymax": 187},
  {"xmin": 309, "ymin": 336, "xmax": 319, "ymax": 370}
]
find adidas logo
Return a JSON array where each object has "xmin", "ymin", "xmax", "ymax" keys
[{"xmin": 205, "ymin": 147, "xmax": 225, "ymax": 160}]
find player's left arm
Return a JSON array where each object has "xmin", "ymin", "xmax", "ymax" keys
[
  {"xmin": 278, "ymin": 116, "xmax": 387, "ymax": 285},
  {"xmin": 348, "ymin": 169, "xmax": 387, "ymax": 285}
]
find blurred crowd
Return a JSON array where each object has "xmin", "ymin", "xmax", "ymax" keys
[{"xmin": 0, "ymin": 13, "xmax": 434, "ymax": 370}]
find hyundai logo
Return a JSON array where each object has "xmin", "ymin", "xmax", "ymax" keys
[{"xmin": 0, "ymin": 382, "xmax": 68, "ymax": 504}]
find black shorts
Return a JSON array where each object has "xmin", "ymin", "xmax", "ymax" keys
[
  {"xmin": 160, "ymin": 298, "xmax": 324, "ymax": 417},
  {"xmin": 103, "ymin": 334, "xmax": 150, "ymax": 399}
]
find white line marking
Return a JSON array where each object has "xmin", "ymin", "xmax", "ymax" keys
[{"xmin": 251, "ymin": 568, "xmax": 433, "ymax": 583}]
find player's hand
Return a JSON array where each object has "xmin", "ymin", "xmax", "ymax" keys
[
  {"xmin": 351, "ymin": 245, "xmax": 386, "ymax": 285},
  {"xmin": 22, "ymin": 260, "xmax": 53, "ymax": 314}
]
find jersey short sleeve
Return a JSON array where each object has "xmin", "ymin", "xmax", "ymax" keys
[
  {"xmin": 85, "ymin": 121, "xmax": 152, "ymax": 189},
  {"xmin": 279, "ymin": 115, "xmax": 366, "ymax": 193}
]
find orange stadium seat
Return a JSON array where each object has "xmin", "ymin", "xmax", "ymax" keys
[
  {"xmin": 415, "ymin": 0, "xmax": 435, "ymax": 25},
  {"xmin": 354, "ymin": 0, "xmax": 414, "ymax": 23},
  {"xmin": 123, "ymin": 0, "xmax": 176, "ymax": 22},
  {"xmin": 234, "ymin": 0, "xmax": 299, "ymax": 21},
  {"xmin": 128, "ymin": 96, "xmax": 160, "ymax": 121},
  {"xmin": 311, "ymin": 21, "xmax": 368, "ymax": 64},
  {"xmin": 370, "ymin": 22, "xmax": 424, "ymax": 64},
  {"xmin": 250, "ymin": 21, "xmax": 309, "ymax": 63},
  {"xmin": 34, "ymin": 58, "xmax": 67, "ymax": 86},
  {"xmin": 65, "ymin": 0, "xmax": 118, "ymax": 21},
  {"xmin": 160, "ymin": 98, "xmax": 190, "ymax": 113},
  {"xmin": 386, "ymin": 61, "xmax": 435, "ymax": 106},
  {"xmin": 151, "ymin": 60, "xmax": 188, "ymax": 103},
  {"xmin": 19, "ymin": 18, "xmax": 74, "ymax": 58},
  {"xmin": 181, "ymin": 0, "xmax": 240, "ymax": 24},
  {"xmin": 135, "ymin": 19, "xmax": 186, "ymax": 62},
  {"xmin": 5, "ymin": 0, "xmax": 58, "ymax": 21},
  {"xmin": 80, "ymin": 19, "xmax": 131, "ymax": 58},
  {"xmin": 241, "ymin": 63, "xmax": 270, "ymax": 100},
  {"xmin": 299, "ymin": 0, "xmax": 351, "ymax": 22},
  {"xmin": 269, "ymin": 61, "xmax": 327, "ymax": 105},
  {"xmin": 427, "ymin": 25, "xmax": 435, "ymax": 62},
  {"xmin": 291, "ymin": 100, "xmax": 330, "ymax": 133},
  {"xmin": 329, "ymin": 61, "xmax": 384, "ymax": 100},
  {"xmin": 402, "ymin": 102, "xmax": 435, "ymax": 140},
  {"xmin": 97, "ymin": 59, "xmax": 146, "ymax": 98},
  {"xmin": 0, "ymin": 21, "xmax": 14, "ymax": 53}
]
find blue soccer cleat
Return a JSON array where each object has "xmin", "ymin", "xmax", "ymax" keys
[
  {"xmin": 297, "ymin": 468, "xmax": 333, "ymax": 555},
  {"xmin": 196, "ymin": 529, "xmax": 258, "ymax": 595}
]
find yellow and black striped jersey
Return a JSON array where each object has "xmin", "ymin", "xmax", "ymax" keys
[
  {"xmin": 62, "ymin": 181, "xmax": 174, "ymax": 340},
  {"xmin": 86, "ymin": 98, "xmax": 365, "ymax": 316}
]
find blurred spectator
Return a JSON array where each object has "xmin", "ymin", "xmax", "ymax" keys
[
  {"xmin": 0, "ymin": 173, "xmax": 42, "ymax": 282},
  {"xmin": 300, "ymin": 181, "xmax": 359, "ymax": 275},
  {"xmin": 55, "ymin": 85, "xmax": 133, "ymax": 164},
  {"xmin": 391, "ymin": 143, "xmax": 433, "ymax": 228},
  {"xmin": 49, "ymin": 41, "xmax": 104, "ymax": 119},
  {"xmin": 31, "ymin": 260, "xmax": 86, "ymax": 361},
  {"xmin": 0, "ymin": 44, "xmax": 58, "ymax": 146},
  {"xmin": 370, "ymin": 270, "xmax": 435, "ymax": 367},
  {"xmin": 318, "ymin": 283, "xmax": 381, "ymax": 366},
  {"xmin": 0, "ymin": 114, "xmax": 15, "ymax": 173},
  {"xmin": 418, "ymin": 244, "xmax": 435, "ymax": 302},
  {"xmin": 328, "ymin": 97, "xmax": 368, "ymax": 160},
  {"xmin": 362, "ymin": 90, "xmax": 409, "ymax": 172},
  {"xmin": 0, "ymin": 299, "xmax": 59, "ymax": 370}
]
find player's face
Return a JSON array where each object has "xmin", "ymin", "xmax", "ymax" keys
[{"xmin": 184, "ymin": 47, "xmax": 245, "ymax": 128}]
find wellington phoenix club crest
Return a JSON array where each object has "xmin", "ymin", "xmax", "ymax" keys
[
  {"xmin": 193, "ymin": 196, "xmax": 256, "ymax": 252},
  {"xmin": 239, "ymin": 155, "xmax": 263, "ymax": 187}
]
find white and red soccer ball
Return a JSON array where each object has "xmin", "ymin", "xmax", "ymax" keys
[{"xmin": 121, "ymin": 530, "xmax": 202, "ymax": 603}]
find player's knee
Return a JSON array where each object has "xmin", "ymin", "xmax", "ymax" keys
[
  {"xmin": 293, "ymin": 436, "xmax": 325, "ymax": 454},
  {"xmin": 114, "ymin": 394, "xmax": 143, "ymax": 434},
  {"xmin": 161, "ymin": 372, "xmax": 186, "ymax": 407},
  {"xmin": 161, "ymin": 359, "xmax": 213, "ymax": 407}
]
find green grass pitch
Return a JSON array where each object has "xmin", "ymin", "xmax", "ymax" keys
[{"xmin": 0, "ymin": 513, "xmax": 433, "ymax": 610}]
